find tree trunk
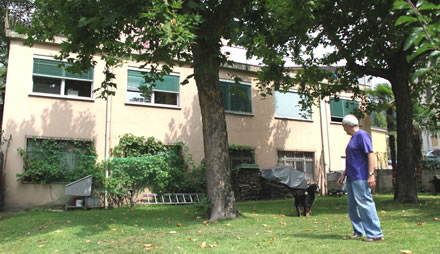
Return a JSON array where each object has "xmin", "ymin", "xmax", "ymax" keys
[
  {"xmin": 191, "ymin": 41, "xmax": 238, "ymax": 220},
  {"xmin": 389, "ymin": 62, "xmax": 418, "ymax": 203}
]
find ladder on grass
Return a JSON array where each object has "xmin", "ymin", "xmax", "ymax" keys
[{"xmin": 143, "ymin": 193, "xmax": 204, "ymax": 205}]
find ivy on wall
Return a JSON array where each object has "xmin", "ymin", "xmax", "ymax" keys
[{"xmin": 16, "ymin": 137, "xmax": 97, "ymax": 184}]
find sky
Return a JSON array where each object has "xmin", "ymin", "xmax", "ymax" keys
[{"xmin": 221, "ymin": 42, "xmax": 391, "ymax": 87}]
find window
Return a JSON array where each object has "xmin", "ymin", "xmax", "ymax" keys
[
  {"xmin": 330, "ymin": 98, "xmax": 359, "ymax": 122},
  {"xmin": 32, "ymin": 58, "xmax": 94, "ymax": 98},
  {"xmin": 278, "ymin": 151, "xmax": 314, "ymax": 182},
  {"xmin": 126, "ymin": 69, "xmax": 179, "ymax": 107},
  {"xmin": 229, "ymin": 147, "xmax": 255, "ymax": 169},
  {"xmin": 220, "ymin": 81, "xmax": 252, "ymax": 114},
  {"xmin": 22, "ymin": 137, "xmax": 96, "ymax": 183},
  {"xmin": 275, "ymin": 91, "xmax": 312, "ymax": 120}
]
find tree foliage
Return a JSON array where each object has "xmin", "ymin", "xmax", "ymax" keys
[
  {"xmin": 20, "ymin": 0, "xmax": 317, "ymax": 220},
  {"xmin": 258, "ymin": 0, "xmax": 437, "ymax": 203},
  {"xmin": 394, "ymin": 0, "xmax": 440, "ymax": 119}
]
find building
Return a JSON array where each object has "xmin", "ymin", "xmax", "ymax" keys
[{"xmin": 0, "ymin": 24, "xmax": 388, "ymax": 211}]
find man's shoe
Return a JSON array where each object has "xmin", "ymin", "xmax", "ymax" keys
[
  {"xmin": 344, "ymin": 234, "xmax": 361, "ymax": 240},
  {"xmin": 362, "ymin": 237, "xmax": 384, "ymax": 242}
]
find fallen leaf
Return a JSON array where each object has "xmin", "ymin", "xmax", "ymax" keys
[
  {"xmin": 236, "ymin": 236, "xmax": 241, "ymax": 240},
  {"xmin": 434, "ymin": 217, "xmax": 439, "ymax": 221},
  {"xmin": 66, "ymin": 220, "xmax": 71, "ymax": 223},
  {"xmin": 196, "ymin": 216, "xmax": 202, "ymax": 219},
  {"xmin": 280, "ymin": 222, "xmax": 287, "ymax": 226},
  {"xmin": 262, "ymin": 224, "xmax": 270, "ymax": 227},
  {"xmin": 199, "ymin": 242, "xmax": 207, "ymax": 248},
  {"xmin": 26, "ymin": 232, "xmax": 31, "ymax": 235},
  {"xmin": 176, "ymin": 224, "xmax": 183, "ymax": 227},
  {"xmin": 272, "ymin": 217, "xmax": 278, "ymax": 219},
  {"xmin": 280, "ymin": 214, "xmax": 285, "ymax": 217},
  {"xmin": 37, "ymin": 240, "xmax": 43, "ymax": 242},
  {"xmin": 39, "ymin": 226, "xmax": 48, "ymax": 230},
  {"xmin": 85, "ymin": 240, "xmax": 90, "ymax": 243},
  {"xmin": 38, "ymin": 245, "xmax": 45, "ymax": 248},
  {"xmin": 169, "ymin": 231, "xmax": 177, "ymax": 234},
  {"xmin": 400, "ymin": 251, "xmax": 412, "ymax": 254},
  {"xmin": 266, "ymin": 230, "xmax": 273, "ymax": 233},
  {"xmin": 188, "ymin": 238, "xmax": 197, "ymax": 242},
  {"xmin": 225, "ymin": 224, "xmax": 231, "ymax": 227},
  {"xmin": 111, "ymin": 228, "xmax": 117, "ymax": 231},
  {"xmin": 389, "ymin": 232, "xmax": 395, "ymax": 235},
  {"xmin": 134, "ymin": 224, "xmax": 139, "ymax": 227},
  {"xmin": 417, "ymin": 222, "xmax": 426, "ymax": 226},
  {"xmin": 303, "ymin": 229, "xmax": 312, "ymax": 231},
  {"xmin": 381, "ymin": 210, "xmax": 387, "ymax": 214},
  {"xmin": 313, "ymin": 222, "xmax": 319, "ymax": 224},
  {"xmin": 203, "ymin": 221, "xmax": 209, "ymax": 226},
  {"xmin": 55, "ymin": 230, "xmax": 62, "ymax": 233}
]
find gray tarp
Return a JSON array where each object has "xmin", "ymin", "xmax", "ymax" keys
[{"xmin": 261, "ymin": 166, "xmax": 308, "ymax": 189}]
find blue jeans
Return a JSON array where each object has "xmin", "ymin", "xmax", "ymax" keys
[{"xmin": 346, "ymin": 180, "xmax": 383, "ymax": 238}]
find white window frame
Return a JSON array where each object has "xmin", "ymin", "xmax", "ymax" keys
[
  {"xmin": 125, "ymin": 67, "xmax": 180, "ymax": 109},
  {"xmin": 31, "ymin": 56, "xmax": 94, "ymax": 101},
  {"xmin": 220, "ymin": 79, "xmax": 253, "ymax": 115},
  {"xmin": 274, "ymin": 90, "xmax": 312, "ymax": 121}
]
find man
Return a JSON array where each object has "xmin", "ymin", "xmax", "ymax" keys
[{"xmin": 338, "ymin": 114, "xmax": 384, "ymax": 242}]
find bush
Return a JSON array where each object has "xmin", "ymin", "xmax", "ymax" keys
[
  {"xmin": 16, "ymin": 138, "xmax": 97, "ymax": 184},
  {"xmin": 103, "ymin": 134, "xmax": 206, "ymax": 207}
]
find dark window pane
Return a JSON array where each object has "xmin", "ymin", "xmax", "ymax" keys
[
  {"xmin": 154, "ymin": 91, "xmax": 177, "ymax": 105},
  {"xmin": 65, "ymin": 80, "xmax": 92, "ymax": 97},
  {"xmin": 33, "ymin": 76, "xmax": 61, "ymax": 95}
]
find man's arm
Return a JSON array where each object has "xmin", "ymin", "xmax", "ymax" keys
[{"xmin": 367, "ymin": 152, "xmax": 376, "ymax": 188}]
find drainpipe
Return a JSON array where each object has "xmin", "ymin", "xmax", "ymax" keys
[
  {"xmin": 319, "ymin": 94, "xmax": 328, "ymax": 195},
  {"xmin": 104, "ymin": 66, "xmax": 113, "ymax": 209},
  {"xmin": 324, "ymin": 97, "xmax": 332, "ymax": 172}
]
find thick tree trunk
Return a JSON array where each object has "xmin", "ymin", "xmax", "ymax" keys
[
  {"xmin": 389, "ymin": 62, "xmax": 418, "ymax": 203},
  {"xmin": 192, "ymin": 43, "xmax": 238, "ymax": 220}
]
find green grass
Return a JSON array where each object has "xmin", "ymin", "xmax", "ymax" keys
[{"xmin": 1, "ymin": 195, "xmax": 439, "ymax": 254}]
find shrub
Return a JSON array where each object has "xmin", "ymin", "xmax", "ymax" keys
[{"xmin": 16, "ymin": 137, "xmax": 97, "ymax": 184}]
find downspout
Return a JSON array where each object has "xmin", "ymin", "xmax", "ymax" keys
[
  {"xmin": 324, "ymin": 97, "xmax": 332, "ymax": 171},
  {"xmin": 104, "ymin": 66, "xmax": 113, "ymax": 209},
  {"xmin": 319, "ymin": 94, "xmax": 328, "ymax": 195}
]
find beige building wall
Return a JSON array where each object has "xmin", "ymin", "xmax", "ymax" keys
[{"xmin": 2, "ymin": 39, "xmax": 388, "ymax": 210}]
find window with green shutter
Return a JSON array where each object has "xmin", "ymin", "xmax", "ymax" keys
[
  {"xmin": 126, "ymin": 69, "xmax": 179, "ymax": 107},
  {"xmin": 330, "ymin": 98, "xmax": 359, "ymax": 122},
  {"xmin": 220, "ymin": 81, "xmax": 252, "ymax": 114},
  {"xmin": 32, "ymin": 58, "xmax": 94, "ymax": 98},
  {"xmin": 274, "ymin": 91, "xmax": 312, "ymax": 120}
]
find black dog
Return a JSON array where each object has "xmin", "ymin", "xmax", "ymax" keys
[{"xmin": 292, "ymin": 183, "xmax": 320, "ymax": 217}]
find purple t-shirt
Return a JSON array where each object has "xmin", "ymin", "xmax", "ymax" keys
[{"xmin": 346, "ymin": 129, "xmax": 373, "ymax": 181}]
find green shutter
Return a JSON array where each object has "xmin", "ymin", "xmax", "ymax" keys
[
  {"xmin": 330, "ymin": 99, "xmax": 344, "ymax": 118},
  {"xmin": 33, "ymin": 59, "xmax": 93, "ymax": 80},
  {"xmin": 275, "ymin": 91, "xmax": 311, "ymax": 119},
  {"xmin": 64, "ymin": 64, "xmax": 94, "ymax": 80},
  {"xmin": 33, "ymin": 59, "xmax": 63, "ymax": 77},
  {"xmin": 222, "ymin": 82, "xmax": 251, "ymax": 113},
  {"xmin": 331, "ymin": 98, "xmax": 359, "ymax": 118},
  {"xmin": 127, "ymin": 70, "xmax": 178, "ymax": 92},
  {"xmin": 344, "ymin": 100, "xmax": 359, "ymax": 115},
  {"xmin": 220, "ymin": 82, "xmax": 229, "ymax": 110},
  {"xmin": 154, "ymin": 75, "xmax": 179, "ymax": 92},
  {"xmin": 127, "ymin": 70, "xmax": 147, "ymax": 90}
]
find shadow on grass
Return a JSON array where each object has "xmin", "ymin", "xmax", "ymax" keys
[
  {"xmin": 1, "ymin": 195, "xmax": 439, "ymax": 245},
  {"xmin": 0, "ymin": 204, "xmax": 207, "ymax": 243}
]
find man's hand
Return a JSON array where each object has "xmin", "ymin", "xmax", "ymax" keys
[
  {"xmin": 368, "ymin": 175, "xmax": 376, "ymax": 188},
  {"xmin": 337, "ymin": 175, "xmax": 345, "ymax": 186}
]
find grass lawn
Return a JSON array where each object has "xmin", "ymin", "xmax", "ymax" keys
[{"xmin": 1, "ymin": 194, "xmax": 439, "ymax": 254}]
